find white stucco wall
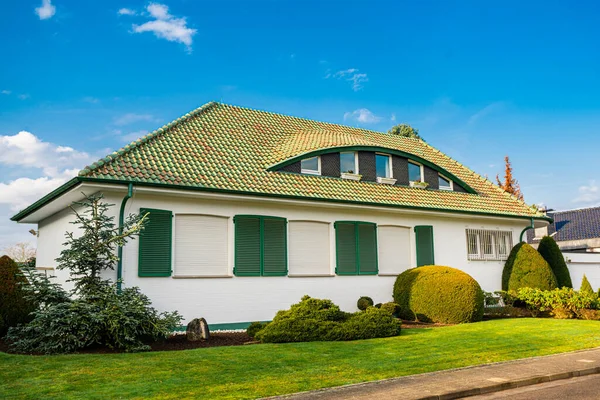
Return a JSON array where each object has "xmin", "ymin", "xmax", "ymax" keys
[
  {"xmin": 35, "ymin": 188, "xmax": 528, "ymax": 326},
  {"xmin": 566, "ymin": 253, "xmax": 600, "ymax": 291}
]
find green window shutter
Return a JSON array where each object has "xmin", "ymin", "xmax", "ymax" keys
[
  {"xmin": 234, "ymin": 216, "xmax": 261, "ymax": 276},
  {"xmin": 262, "ymin": 217, "xmax": 287, "ymax": 276},
  {"xmin": 415, "ymin": 225, "xmax": 435, "ymax": 266},
  {"xmin": 138, "ymin": 208, "xmax": 172, "ymax": 277},
  {"xmin": 358, "ymin": 223, "xmax": 378, "ymax": 275},
  {"xmin": 335, "ymin": 222, "xmax": 358, "ymax": 275}
]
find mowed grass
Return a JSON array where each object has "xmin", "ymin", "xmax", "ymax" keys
[{"xmin": 2, "ymin": 319, "xmax": 600, "ymax": 399}]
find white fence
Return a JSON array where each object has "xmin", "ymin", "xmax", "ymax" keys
[{"xmin": 565, "ymin": 252, "xmax": 600, "ymax": 291}]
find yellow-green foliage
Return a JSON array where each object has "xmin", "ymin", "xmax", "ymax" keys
[
  {"xmin": 580, "ymin": 274, "xmax": 594, "ymax": 295},
  {"xmin": 507, "ymin": 244, "xmax": 558, "ymax": 291},
  {"xmin": 393, "ymin": 266, "xmax": 484, "ymax": 324}
]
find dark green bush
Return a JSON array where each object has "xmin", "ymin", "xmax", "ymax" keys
[
  {"xmin": 246, "ymin": 321, "xmax": 267, "ymax": 339},
  {"xmin": 357, "ymin": 296, "xmax": 374, "ymax": 310},
  {"xmin": 254, "ymin": 296, "xmax": 401, "ymax": 343},
  {"xmin": 580, "ymin": 275, "xmax": 594, "ymax": 295},
  {"xmin": 393, "ymin": 266, "xmax": 484, "ymax": 324},
  {"xmin": 380, "ymin": 302, "xmax": 399, "ymax": 317},
  {"xmin": 0, "ymin": 255, "xmax": 35, "ymax": 336},
  {"xmin": 537, "ymin": 236, "xmax": 572, "ymax": 288},
  {"xmin": 505, "ymin": 243, "xmax": 557, "ymax": 291},
  {"xmin": 502, "ymin": 242, "xmax": 524, "ymax": 291}
]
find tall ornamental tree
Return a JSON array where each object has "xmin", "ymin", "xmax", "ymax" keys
[
  {"xmin": 388, "ymin": 123, "xmax": 424, "ymax": 140},
  {"xmin": 537, "ymin": 236, "xmax": 573, "ymax": 288},
  {"xmin": 496, "ymin": 156, "xmax": 524, "ymax": 201}
]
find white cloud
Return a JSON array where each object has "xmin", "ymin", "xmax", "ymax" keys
[
  {"xmin": 131, "ymin": 3, "xmax": 197, "ymax": 51},
  {"xmin": 118, "ymin": 8, "xmax": 136, "ymax": 16},
  {"xmin": 330, "ymin": 68, "xmax": 368, "ymax": 91},
  {"xmin": 468, "ymin": 102, "xmax": 505, "ymax": 125},
  {"xmin": 121, "ymin": 130, "xmax": 148, "ymax": 143},
  {"xmin": 573, "ymin": 180, "xmax": 600, "ymax": 205},
  {"xmin": 35, "ymin": 0, "xmax": 56, "ymax": 20},
  {"xmin": 1, "ymin": 90, "xmax": 11, "ymax": 95},
  {"xmin": 113, "ymin": 113, "xmax": 157, "ymax": 126},
  {"xmin": 391, "ymin": 113, "xmax": 396, "ymax": 122},
  {"xmin": 343, "ymin": 109, "xmax": 380, "ymax": 124},
  {"xmin": 18, "ymin": 94, "xmax": 30, "ymax": 100},
  {"xmin": 0, "ymin": 131, "xmax": 93, "ymax": 212}
]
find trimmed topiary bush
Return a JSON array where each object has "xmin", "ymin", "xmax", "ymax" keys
[
  {"xmin": 379, "ymin": 302, "xmax": 400, "ymax": 317},
  {"xmin": 505, "ymin": 243, "xmax": 558, "ymax": 291},
  {"xmin": 0, "ymin": 255, "xmax": 35, "ymax": 336},
  {"xmin": 393, "ymin": 266, "xmax": 484, "ymax": 324},
  {"xmin": 357, "ymin": 296, "xmax": 374, "ymax": 310},
  {"xmin": 502, "ymin": 242, "xmax": 524, "ymax": 291},
  {"xmin": 580, "ymin": 274, "xmax": 594, "ymax": 295},
  {"xmin": 246, "ymin": 321, "xmax": 267, "ymax": 339},
  {"xmin": 254, "ymin": 296, "xmax": 401, "ymax": 343},
  {"xmin": 537, "ymin": 236, "xmax": 573, "ymax": 288}
]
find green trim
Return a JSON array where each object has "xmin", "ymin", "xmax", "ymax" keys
[
  {"xmin": 117, "ymin": 183, "xmax": 133, "ymax": 292},
  {"xmin": 10, "ymin": 177, "xmax": 81, "ymax": 221},
  {"xmin": 414, "ymin": 225, "xmax": 435, "ymax": 266},
  {"xmin": 519, "ymin": 217, "xmax": 535, "ymax": 243},
  {"xmin": 267, "ymin": 145, "xmax": 478, "ymax": 195},
  {"xmin": 138, "ymin": 208, "xmax": 173, "ymax": 277},
  {"xmin": 334, "ymin": 221, "xmax": 378, "ymax": 275},
  {"xmin": 233, "ymin": 215, "xmax": 288, "ymax": 277},
  {"xmin": 11, "ymin": 176, "xmax": 553, "ymax": 224}
]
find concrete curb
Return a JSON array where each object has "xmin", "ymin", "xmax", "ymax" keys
[{"xmin": 266, "ymin": 347, "xmax": 600, "ymax": 400}]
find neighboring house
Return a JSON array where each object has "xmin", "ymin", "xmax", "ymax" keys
[
  {"xmin": 12, "ymin": 102, "xmax": 549, "ymax": 329},
  {"xmin": 527, "ymin": 207, "xmax": 600, "ymax": 253}
]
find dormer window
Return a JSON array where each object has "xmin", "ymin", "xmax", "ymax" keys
[
  {"xmin": 376, "ymin": 154, "xmax": 392, "ymax": 178},
  {"xmin": 408, "ymin": 161, "xmax": 423, "ymax": 182},
  {"xmin": 340, "ymin": 152, "xmax": 358, "ymax": 174},
  {"xmin": 438, "ymin": 174, "xmax": 453, "ymax": 190},
  {"xmin": 301, "ymin": 156, "xmax": 321, "ymax": 175}
]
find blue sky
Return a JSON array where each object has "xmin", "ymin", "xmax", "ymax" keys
[{"xmin": 1, "ymin": 0, "xmax": 600, "ymax": 249}]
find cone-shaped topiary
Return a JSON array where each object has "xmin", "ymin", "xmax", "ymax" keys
[
  {"xmin": 580, "ymin": 274, "xmax": 594, "ymax": 294},
  {"xmin": 537, "ymin": 236, "xmax": 572, "ymax": 288},
  {"xmin": 393, "ymin": 266, "xmax": 484, "ymax": 324},
  {"xmin": 0, "ymin": 255, "xmax": 35, "ymax": 336},
  {"xmin": 502, "ymin": 242, "xmax": 524, "ymax": 291},
  {"xmin": 506, "ymin": 243, "xmax": 558, "ymax": 291}
]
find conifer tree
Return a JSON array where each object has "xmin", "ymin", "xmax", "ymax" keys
[
  {"xmin": 580, "ymin": 274, "xmax": 594, "ymax": 294},
  {"xmin": 496, "ymin": 156, "xmax": 524, "ymax": 201}
]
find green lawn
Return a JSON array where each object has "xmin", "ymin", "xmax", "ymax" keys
[{"xmin": 1, "ymin": 319, "xmax": 599, "ymax": 399}]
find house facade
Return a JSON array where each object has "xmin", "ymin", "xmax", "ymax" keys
[{"xmin": 12, "ymin": 102, "xmax": 549, "ymax": 329}]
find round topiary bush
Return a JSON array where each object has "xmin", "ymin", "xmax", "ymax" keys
[
  {"xmin": 505, "ymin": 243, "xmax": 558, "ymax": 291},
  {"xmin": 537, "ymin": 236, "xmax": 573, "ymax": 288},
  {"xmin": 0, "ymin": 255, "xmax": 35, "ymax": 336},
  {"xmin": 502, "ymin": 242, "xmax": 524, "ymax": 291},
  {"xmin": 357, "ymin": 296, "xmax": 374, "ymax": 311},
  {"xmin": 393, "ymin": 266, "xmax": 484, "ymax": 324}
]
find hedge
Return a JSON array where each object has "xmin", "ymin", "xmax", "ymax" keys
[
  {"xmin": 393, "ymin": 266, "xmax": 484, "ymax": 324},
  {"xmin": 0, "ymin": 255, "xmax": 35, "ymax": 336},
  {"xmin": 537, "ymin": 236, "xmax": 573, "ymax": 288},
  {"xmin": 505, "ymin": 243, "xmax": 558, "ymax": 291}
]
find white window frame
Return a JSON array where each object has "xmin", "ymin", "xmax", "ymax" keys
[
  {"xmin": 438, "ymin": 174, "xmax": 453, "ymax": 191},
  {"xmin": 466, "ymin": 229, "xmax": 513, "ymax": 261},
  {"xmin": 408, "ymin": 160, "xmax": 424, "ymax": 182},
  {"xmin": 301, "ymin": 156, "xmax": 321, "ymax": 175},
  {"xmin": 375, "ymin": 153, "xmax": 393, "ymax": 178},
  {"xmin": 340, "ymin": 151, "xmax": 359, "ymax": 174}
]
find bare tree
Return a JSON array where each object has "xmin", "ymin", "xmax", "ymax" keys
[{"xmin": 3, "ymin": 242, "xmax": 36, "ymax": 264}]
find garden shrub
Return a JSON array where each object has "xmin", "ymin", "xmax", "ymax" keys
[
  {"xmin": 515, "ymin": 287, "xmax": 598, "ymax": 319},
  {"xmin": 502, "ymin": 242, "xmax": 525, "ymax": 291},
  {"xmin": 246, "ymin": 321, "xmax": 267, "ymax": 339},
  {"xmin": 380, "ymin": 302, "xmax": 400, "ymax": 317},
  {"xmin": 393, "ymin": 266, "xmax": 484, "ymax": 324},
  {"xmin": 254, "ymin": 296, "xmax": 401, "ymax": 343},
  {"xmin": 537, "ymin": 236, "xmax": 572, "ymax": 288},
  {"xmin": 0, "ymin": 255, "xmax": 35, "ymax": 336},
  {"xmin": 505, "ymin": 243, "xmax": 557, "ymax": 291},
  {"xmin": 580, "ymin": 275, "xmax": 594, "ymax": 295},
  {"xmin": 357, "ymin": 296, "xmax": 374, "ymax": 310}
]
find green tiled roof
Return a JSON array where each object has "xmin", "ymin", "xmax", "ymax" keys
[{"xmin": 77, "ymin": 101, "xmax": 542, "ymax": 219}]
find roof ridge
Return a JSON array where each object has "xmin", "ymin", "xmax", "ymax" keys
[{"xmin": 79, "ymin": 101, "xmax": 220, "ymax": 176}]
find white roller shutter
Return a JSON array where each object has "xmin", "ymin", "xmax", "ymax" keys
[
  {"xmin": 289, "ymin": 221, "xmax": 330, "ymax": 275},
  {"xmin": 378, "ymin": 225, "xmax": 411, "ymax": 275},
  {"xmin": 174, "ymin": 214, "xmax": 229, "ymax": 276}
]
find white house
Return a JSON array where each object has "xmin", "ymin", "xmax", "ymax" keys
[{"xmin": 11, "ymin": 102, "xmax": 550, "ymax": 329}]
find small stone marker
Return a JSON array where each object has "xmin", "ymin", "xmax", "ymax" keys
[{"xmin": 186, "ymin": 318, "xmax": 210, "ymax": 341}]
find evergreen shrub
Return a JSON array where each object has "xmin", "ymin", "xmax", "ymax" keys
[
  {"xmin": 357, "ymin": 296, "xmax": 374, "ymax": 310},
  {"xmin": 504, "ymin": 243, "xmax": 558, "ymax": 291},
  {"xmin": 537, "ymin": 236, "xmax": 572, "ymax": 288},
  {"xmin": 0, "ymin": 255, "xmax": 35, "ymax": 336}
]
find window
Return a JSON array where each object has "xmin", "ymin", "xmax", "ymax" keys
[
  {"xmin": 438, "ymin": 174, "xmax": 453, "ymax": 190},
  {"xmin": 234, "ymin": 215, "xmax": 287, "ymax": 276},
  {"xmin": 289, "ymin": 221, "xmax": 330, "ymax": 275},
  {"xmin": 139, "ymin": 208, "xmax": 173, "ymax": 277},
  {"xmin": 408, "ymin": 161, "xmax": 423, "ymax": 182},
  {"xmin": 466, "ymin": 229, "xmax": 513, "ymax": 261},
  {"xmin": 340, "ymin": 152, "xmax": 358, "ymax": 174},
  {"xmin": 375, "ymin": 154, "xmax": 391, "ymax": 178},
  {"xmin": 174, "ymin": 215, "xmax": 228, "ymax": 277},
  {"xmin": 378, "ymin": 226, "xmax": 411, "ymax": 275},
  {"xmin": 301, "ymin": 156, "xmax": 320, "ymax": 175},
  {"xmin": 335, "ymin": 221, "xmax": 378, "ymax": 275}
]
